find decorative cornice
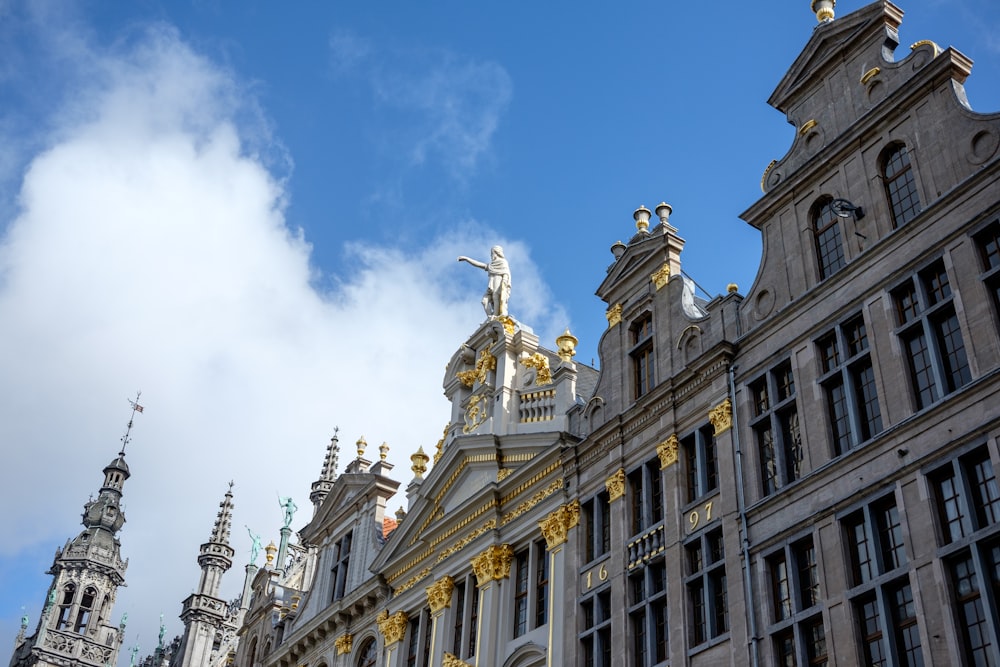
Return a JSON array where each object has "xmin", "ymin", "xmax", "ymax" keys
[
  {"xmin": 709, "ymin": 398, "xmax": 733, "ymax": 435},
  {"xmin": 334, "ymin": 634, "xmax": 353, "ymax": 655},
  {"xmin": 538, "ymin": 500, "xmax": 581, "ymax": 549},
  {"xmin": 606, "ymin": 304, "xmax": 622, "ymax": 328},
  {"xmin": 657, "ymin": 434, "xmax": 679, "ymax": 469},
  {"xmin": 605, "ymin": 469, "xmax": 626, "ymax": 502},
  {"xmin": 651, "ymin": 263, "xmax": 671, "ymax": 290},
  {"xmin": 470, "ymin": 544, "xmax": 514, "ymax": 585},
  {"xmin": 376, "ymin": 610, "xmax": 408, "ymax": 646},
  {"xmin": 426, "ymin": 576, "xmax": 455, "ymax": 613}
]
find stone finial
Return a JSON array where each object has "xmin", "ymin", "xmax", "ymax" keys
[
  {"xmin": 356, "ymin": 436, "xmax": 367, "ymax": 458},
  {"xmin": 379, "ymin": 442, "xmax": 389, "ymax": 461},
  {"xmin": 556, "ymin": 328, "xmax": 578, "ymax": 362},
  {"xmin": 655, "ymin": 202, "xmax": 673, "ymax": 229},
  {"xmin": 610, "ymin": 240, "xmax": 627, "ymax": 260},
  {"xmin": 411, "ymin": 447, "xmax": 430, "ymax": 479},
  {"xmin": 633, "ymin": 205, "xmax": 652, "ymax": 234},
  {"xmin": 811, "ymin": 0, "xmax": 835, "ymax": 22},
  {"xmin": 395, "ymin": 506, "xmax": 406, "ymax": 523}
]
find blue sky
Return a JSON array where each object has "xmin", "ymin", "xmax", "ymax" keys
[{"xmin": 2, "ymin": 0, "xmax": 999, "ymax": 659}]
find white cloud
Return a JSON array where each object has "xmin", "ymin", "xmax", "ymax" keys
[{"xmin": 0, "ymin": 22, "xmax": 557, "ymax": 657}]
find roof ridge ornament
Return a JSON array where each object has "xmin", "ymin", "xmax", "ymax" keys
[{"xmin": 811, "ymin": 0, "xmax": 835, "ymax": 23}]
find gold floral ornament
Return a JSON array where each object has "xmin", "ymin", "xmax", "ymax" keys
[
  {"xmin": 425, "ymin": 575, "xmax": 455, "ymax": 613},
  {"xmin": 709, "ymin": 398, "xmax": 733, "ymax": 435},
  {"xmin": 657, "ymin": 434, "xmax": 679, "ymax": 469},
  {"xmin": 538, "ymin": 500, "xmax": 581, "ymax": 549},
  {"xmin": 334, "ymin": 634, "xmax": 353, "ymax": 655},
  {"xmin": 463, "ymin": 392, "xmax": 489, "ymax": 434},
  {"xmin": 555, "ymin": 329, "xmax": 578, "ymax": 362},
  {"xmin": 376, "ymin": 610, "xmax": 408, "ymax": 646},
  {"xmin": 651, "ymin": 263, "xmax": 671, "ymax": 290},
  {"xmin": 443, "ymin": 654, "xmax": 474, "ymax": 667},
  {"xmin": 470, "ymin": 544, "xmax": 514, "ymax": 585},
  {"xmin": 605, "ymin": 468, "xmax": 626, "ymax": 502},
  {"xmin": 520, "ymin": 353, "xmax": 552, "ymax": 386},
  {"xmin": 433, "ymin": 423, "xmax": 450, "ymax": 464},
  {"xmin": 457, "ymin": 349, "xmax": 497, "ymax": 387},
  {"xmin": 411, "ymin": 447, "xmax": 430, "ymax": 479},
  {"xmin": 606, "ymin": 303, "xmax": 622, "ymax": 328},
  {"xmin": 497, "ymin": 315, "xmax": 516, "ymax": 335}
]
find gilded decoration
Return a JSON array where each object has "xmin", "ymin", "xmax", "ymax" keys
[
  {"xmin": 520, "ymin": 352, "xmax": 552, "ymax": 386},
  {"xmin": 798, "ymin": 119, "xmax": 818, "ymax": 136},
  {"xmin": 605, "ymin": 469, "xmax": 626, "ymax": 502},
  {"xmin": 606, "ymin": 303, "xmax": 622, "ymax": 328},
  {"xmin": 457, "ymin": 349, "xmax": 496, "ymax": 387},
  {"xmin": 376, "ymin": 610, "xmax": 408, "ymax": 646},
  {"xmin": 760, "ymin": 159, "xmax": 777, "ymax": 193},
  {"xmin": 651, "ymin": 263, "xmax": 671, "ymax": 290},
  {"xmin": 709, "ymin": 398, "xmax": 733, "ymax": 435},
  {"xmin": 443, "ymin": 654, "xmax": 473, "ymax": 667},
  {"xmin": 555, "ymin": 328, "xmax": 578, "ymax": 362},
  {"xmin": 501, "ymin": 477, "xmax": 564, "ymax": 526},
  {"xmin": 334, "ymin": 634, "xmax": 353, "ymax": 655},
  {"xmin": 539, "ymin": 500, "xmax": 581, "ymax": 549},
  {"xmin": 436, "ymin": 519, "xmax": 496, "ymax": 562},
  {"xmin": 657, "ymin": 434, "xmax": 679, "ymax": 469},
  {"xmin": 910, "ymin": 39, "xmax": 941, "ymax": 56},
  {"xmin": 426, "ymin": 575, "xmax": 455, "ymax": 613},
  {"xmin": 497, "ymin": 315, "xmax": 516, "ymax": 335},
  {"xmin": 470, "ymin": 544, "xmax": 514, "ymax": 585},
  {"xmin": 497, "ymin": 468, "xmax": 512, "ymax": 482},
  {"xmin": 433, "ymin": 423, "xmax": 450, "ymax": 464},
  {"xmin": 860, "ymin": 67, "xmax": 880, "ymax": 85},
  {"xmin": 463, "ymin": 392, "xmax": 489, "ymax": 434},
  {"xmin": 411, "ymin": 447, "xmax": 430, "ymax": 479}
]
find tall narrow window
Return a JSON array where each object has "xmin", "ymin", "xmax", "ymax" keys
[
  {"xmin": 686, "ymin": 528, "xmax": 728, "ymax": 646},
  {"xmin": 813, "ymin": 198, "xmax": 846, "ymax": 280},
  {"xmin": 683, "ymin": 424, "xmax": 719, "ymax": 504},
  {"xmin": 842, "ymin": 494, "xmax": 923, "ymax": 666},
  {"xmin": 631, "ymin": 314, "xmax": 655, "ymax": 399},
  {"xmin": 330, "ymin": 531, "xmax": 353, "ymax": 601},
  {"xmin": 766, "ymin": 536, "xmax": 826, "ymax": 665},
  {"xmin": 892, "ymin": 261, "xmax": 971, "ymax": 410},
  {"xmin": 356, "ymin": 638, "xmax": 377, "ymax": 667},
  {"xmin": 750, "ymin": 362, "xmax": 802, "ymax": 497},
  {"xmin": 583, "ymin": 492, "xmax": 611, "ymax": 563},
  {"xmin": 580, "ymin": 588, "xmax": 612, "ymax": 667},
  {"xmin": 450, "ymin": 574, "xmax": 479, "ymax": 660},
  {"xmin": 56, "ymin": 584, "xmax": 75, "ymax": 631},
  {"xmin": 882, "ymin": 144, "xmax": 921, "ymax": 228},
  {"xmin": 628, "ymin": 558, "xmax": 668, "ymax": 666},
  {"xmin": 974, "ymin": 221, "xmax": 1000, "ymax": 327},
  {"xmin": 74, "ymin": 587, "xmax": 96, "ymax": 634},
  {"xmin": 628, "ymin": 458, "xmax": 665, "ymax": 538},
  {"xmin": 512, "ymin": 540, "xmax": 549, "ymax": 638},
  {"xmin": 817, "ymin": 314, "xmax": 883, "ymax": 455}
]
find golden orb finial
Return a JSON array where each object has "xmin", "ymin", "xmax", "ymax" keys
[
  {"xmin": 379, "ymin": 442, "xmax": 389, "ymax": 461},
  {"xmin": 411, "ymin": 447, "xmax": 430, "ymax": 479},
  {"xmin": 556, "ymin": 328, "xmax": 579, "ymax": 362},
  {"xmin": 727, "ymin": 283, "xmax": 739, "ymax": 294},
  {"xmin": 264, "ymin": 541, "xmax": 277, "ymax": 566},
  {"xmin": 633, "ymin": 205, "xmax": 652, "ymax": 233},
  {"xmin": 356, "ymin": 436, "xmax": 367, "ymax": 458}
]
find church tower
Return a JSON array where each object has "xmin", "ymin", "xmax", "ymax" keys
[
  {"xmin": 172, "ymin": 485, "xmax": 235, "ymax": 667},
  {"xmin": 9, "ymin": 418, "xmax": 136, "ymax": 667}
]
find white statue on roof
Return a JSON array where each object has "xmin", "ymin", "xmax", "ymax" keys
[{"xmin": 458, "ymin": 245, "xmax": 512, "ymax": 319}]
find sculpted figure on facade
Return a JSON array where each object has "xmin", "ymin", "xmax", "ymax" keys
[{"xmin": 458, "ymin": 245, "xmax": 512, "ymax": 319}]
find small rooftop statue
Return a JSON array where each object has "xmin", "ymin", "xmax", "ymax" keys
[
  {"xmin": 278, "ymin": 496, "xmax": 297, "ymax": 528},
  {"xmin": 246, "ymin": 526, "xmax": 263, "ymax": 565},
  {"xmin": 458, "ymin": 245, "xmax": 512, "ymax": 320}
]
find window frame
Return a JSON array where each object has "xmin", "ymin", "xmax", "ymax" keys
[
  {"xmin": 630, "ymin": 313, "xmax": 655, "ymax": 399},
  {"xmin": 765, "ymin": 535, "xmax": 827, "ymax": 666},
  {"xmin": 628, "ymin": 556, "xmax": 669, "ymax": 666},
  {"xmin": 881, "ymin": 143, "xmax": 921, "ymax": 229},
  {"xmin": 683, "ymin": 424, "xmax": 719, "ymax": 505},
  {"xmin": 812, "ymin": 197, "xmax": 847, "ymax": 280},
  {"xmin": 330, "ymin": 530, "xmax": 353, "ymax": 602},
  {"xmin": 685, "ymin": 527, "xmax": 728, "ymax": 648},
  {"xmin": 512, "ymin": 539, "xmax": 549, "ymax": 639},
  {"xmin": 748, "ymin": 361, "xmax": 803, "ymax": 497}
]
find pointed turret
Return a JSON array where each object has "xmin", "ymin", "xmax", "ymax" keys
[
  {"xmin": 174, "ymin": 484, "xmax": 236, "ymax": 667},
  {"xmin": 309, "ymin": 428, "xmax": 340, "ymax": 515},
  {"xmin": 9, "ymin": 399, "xmax": 142, "ymax": 667}
]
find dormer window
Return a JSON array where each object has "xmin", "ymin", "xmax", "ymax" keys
[
  {"xmin": 881, "ymin": 143, "xmax": 921, "ymax": 228},
  {"xmin": 813, "ymin": 198, "xmax": 846, "ymax": 280},
  {"xmin": 630, "ymin": 314, "xmax": 655, "ymax": 399}
]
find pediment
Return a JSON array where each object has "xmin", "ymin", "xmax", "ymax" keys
[
  {"xmin": 301, "ymin": 474, "xmax": 378, "ymax": 542},
  {"xmin": 768, "ymin": 1, "xmax": 899, "ymax": 113},
  {"xmin": 597, "ymin": 243, "xmax": 660, "ymax": 297}
]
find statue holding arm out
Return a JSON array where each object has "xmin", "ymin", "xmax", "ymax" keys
[{"xmin": 458, "ymin": 245, "xmax": 511, "ymax": 320}]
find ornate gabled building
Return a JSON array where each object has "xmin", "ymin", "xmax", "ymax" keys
[{"xmin": 10, "ymin": 448, "xmax": 131, "ymax": 667}]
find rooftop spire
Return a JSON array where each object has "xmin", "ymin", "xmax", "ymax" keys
[
  {"xmin": 209, "ymin": 482, "xmax": 235, "ymax": 544},
  {"xmin": 120, "ymin": 391, "xmax": 144, "ymax": 455},
  {"xmin": 811, "ymin": 0, "xmax": 835, "ymax": 23},
  {"xmin": 310, "ymin": 428, "xmax": 341, "ymax": 513}
]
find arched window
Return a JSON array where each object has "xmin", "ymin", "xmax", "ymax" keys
[
  {"xmin": 813, "ymin": 198, "xmax": 846, "ymax": 280},
  {"xmin": 74, "ymin": 587, "xmax": 96, "ymax": 633},
  {"xmin": 56, "ymin": 584, "xmax": 75, "ymax": 630},
  {"xmin": 882, "ymin": 144, "xmax": 921, "ymax": 228},
  {"xmin": 356, "ymin": 638, "xmax": 377, "ymax": 667},
  {"xmin": 247, "ymin": 637, "xmax": 258, "ymax": 667}
]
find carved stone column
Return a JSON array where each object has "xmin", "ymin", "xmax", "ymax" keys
[
  {"xmin": 425, "ymin": 575, "xmax": 455, "ymax": 667},
  {"xmin": 469, "ymin": 544, "xmax": 514, "ymax": 667},
  {"xmin": 376, "ymin": 610, "xmax": 407, "ymax": 667},
  {"xmin": 538, "ymin": 501, "xmax": 580, "ymax": 667}
]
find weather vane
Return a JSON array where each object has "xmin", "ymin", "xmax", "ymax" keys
[{"xmin": 121, "ymin": 391, "xmax": 145, "ymax": 454}]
